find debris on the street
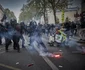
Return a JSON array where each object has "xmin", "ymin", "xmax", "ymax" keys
[
  {"xmin": 59, "ymin": 65, "xmax": 63, "ymax": 68},
  {"xmin": 16, "ymin": 62, "xmax": 19, "ymax": 65},
  {"xmin": 27, "ymin": 63, "xmax": 34, "ymax": 67},
  {"xmin": 59, "ymin": 50, "xmax": 62, "ymax": 52}
]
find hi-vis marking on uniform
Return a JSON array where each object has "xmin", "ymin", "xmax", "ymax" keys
[{"xmin": 0, "ymin": 63, "xmax": 21, "ymax": 70}]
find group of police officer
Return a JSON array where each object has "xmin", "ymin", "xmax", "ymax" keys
[
  {"xmin": 0, "ymin": 19, "xmax": 25, "ymax": 53},
  {"xmin": 0, "ymin": 18, "xmax": 48, "ymax": 53}
]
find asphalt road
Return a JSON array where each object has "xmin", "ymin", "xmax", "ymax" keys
[
  {"xmin": 0, "ymin": 35, "xmax": 85, "ymax": 70},
  {"xmin": 0, "ymin": 44, "xmax": 52, "ymax": 70}
]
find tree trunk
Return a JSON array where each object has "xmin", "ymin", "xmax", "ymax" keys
[
  {"xmin": 53, "ymin": 8, "xmax": 57, "ymax": 24},
  {"xmin": 43, "ymin": 0, "xmax": 47, "ymax": 24},
  {"xmin": 43, "ymin": 12, "xmax": 46, "ymax": 24},
  {"xmin": 52, "ymin": 6, "xmax": 57, "ymax": 42}
]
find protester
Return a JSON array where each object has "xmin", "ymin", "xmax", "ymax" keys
[{"xmin": 70, "ymin": 22, "xmax": 76, "ymax": 36}]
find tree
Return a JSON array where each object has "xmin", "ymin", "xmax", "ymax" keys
[
  {"xmin": 34, "ymin": 0, "xmax": 49, "ymax": 23},
  {"xmin": 4, "ymin": 8, "xmax": 16, "ymax": 20},
  {"xmin": 10, "ymin": 11, "xmax": 16, "ymax": 19},
  {"xmin": 19, "ymin": 10, "xmax": 33, "ymax": 23},
  {"xmin": 19, "ymin": 0, "xmax": 68, "ymax": 24},
  {"xmin": 19, "ymin": 3, "xmax": 34, "ymax": 23},
  {"xmin": 19, "ymin": 0, "xmax": 49, "ymax": 24},
  {"xmin": 48, "ymin": 0, "xmax": 68, "ymax": 24}
]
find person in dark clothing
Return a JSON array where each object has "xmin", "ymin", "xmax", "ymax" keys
[
  {"xmin": 0, "ymin": 24, "xmax": 2, "ymax": 45},
  {"xmin": 64, "ymin": 22, "xmax": 70, "ymax": 31},
  {"xmin": 5, "ymin": 19, "xmax": 21, "ymax": 53},
  {"xmin": 0, "ymin": 22, "xmax": 7, "ymax": 45},
  {"xmin": 64, "ymin": 22, "xmax": 71, "ymax": 44},
  {"xmin": 20, "ymin": 22, "xmax": 26, "ymax": 48},
  {"xmin": 12, "ymin": 34, "xmax": 20, "ymax": 52},
  {"xmin": 29, "ymin": 21, "xmax": 48, "ymax": 53},
  {"xmin": 29, "ymin": 21, "xmax": 37, "ymax": 44},
  {"xmin": 0, "ymin": 22, "xmax": 12, "ymax": 52},
  {"xmin": 4, "ymin": 21, "xmax": 13, "ymax": 52},
  {"xmin": 0, "ymin": 36, "xmax": 1, "ymax": 45},
  {"xmin": 80, "ymin": 11, "xmax": 85, "ymax": 28},
  {"xmin": 0, "ymin": 23, "xmax": 3, "ymax": 45},
  {"xmin": 5, "ymin": 38, "xmax": 12, "ymax": 52},
  {"xmin": 12, "ymin": 24, "xmax": 21, "ymax": 52},
  {"xmin": 70, "ymin": 22, "xmax": 76, "ymax": 36},
  {"xmin": 0, "ymin": 14, "xmax": 7, "ymax": 45},
  {"xmin": 36, "ymin": 24, "xmax": 48, "ymax": 52}
]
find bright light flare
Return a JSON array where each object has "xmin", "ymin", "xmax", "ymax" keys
[
  {"xmin": 51, "ymin": 53, "xmax": 62, "ymax": 58},
  {"xmin": 51, "ymin": 52, "xmax": 62, "ymax": 58},
  {"xmin": 54, "ymin": 54, "xmax": 61, "ymax": 58}
]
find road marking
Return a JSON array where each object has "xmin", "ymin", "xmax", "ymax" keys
[
  {"xmin": 42, "ymin": 56, "xmax": 59, "ymax": 70},
  {"xmin": 0, "ymin": 63, "xmax": 21, "ymax": 70},
  {"xmin": 33, "ymin": 41, "xmax": 59, "ymax": 70},
  {"xmin": 0, "ymin": 51, "xmax": 5, "ymax": 54},
  {"xmin": 0, "ymin": 47, "xmax": 14, "ymax": 54},
  {"xmin": 0, "ymin": 48, "xmax": 5, "ymax": 50}
]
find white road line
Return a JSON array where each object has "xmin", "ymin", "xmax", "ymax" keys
[
  {"xmin": 0, "ymin": 51, "xmax": 5, "ymax": 54},
  {"xmin": 33, "ymin": 41, "xmax": 59, "ymax": 70},
  {"xmin": 0, "ymin": 47, "xmax": 5, "ymax": 50},
  {"xmin": 0, "ymin": 63, "xmax": 21, "ymax": 70},
  {"xmin": 0, "ymin": 47, "xmax": 13, "ymax": 54},
  {"xmin": 42, "ymin": 56, "xmax": 59, "ymax": 70}
]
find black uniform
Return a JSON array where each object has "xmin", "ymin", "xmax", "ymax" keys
[
  {"xmin": 5, "ymin": 20, "xmax": 21, "ymax": 52},
  {"xmin": 0, "ymin": 23, "xmax": 7, "ymax": 45},
  {"xmin": 0, "ymin": 23, "xmax": 3, "ymax": 45},
  {"xmin": 12, "ymin": 24, "xmax": 21, "ymax": 52},
  {"xmin": 5, "ymin": 22, "xmax": 12, "ymax": 52}
]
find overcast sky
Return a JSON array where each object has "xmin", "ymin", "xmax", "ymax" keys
[{"xmin": 0, "ymin": 0, "xmax": 27, "ymax": 21}]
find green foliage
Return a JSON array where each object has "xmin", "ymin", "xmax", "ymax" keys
[
  {"xmin": 48, "ymin": 0, "xmax": 68, "ymax": 24},
  {"xmin": 4, "ymin": 8, "xmax": 16, "ymax": 20},
  {"xmin": 19, "ymin": 0, "xmax": 68, "ymax": 24},
  {"xmin": 19, "ymin": 0, "xmax": 49, "ymax": 23}
]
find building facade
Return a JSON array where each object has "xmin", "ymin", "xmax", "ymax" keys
[
  {"xmin": 82, "ymin": 0, "xmax": 85, "ymax": 12},
  {"xmin": 0, "ymin": 4, "xmax": 4, "ymax": 23},
  {"xmin": 40, "ymin": 0, "xmax": 81, "ymax": 24}
]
